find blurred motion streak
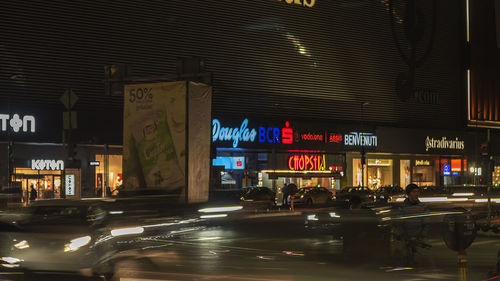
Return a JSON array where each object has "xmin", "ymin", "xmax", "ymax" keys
[
  {"xmin": 111, "ymin": 227, "xmax": 144, "ymax": 237},
  {"xmin": 198, "ymin": 206, "xmax": 243, "ymax": 213}
]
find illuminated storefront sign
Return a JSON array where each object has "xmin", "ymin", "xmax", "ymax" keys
[
  {"xmin": 328, "ymin": 133, "xmax": 343, "ymax": 143},
  {"xmin": 301, "ymin": 132, "xmax": 344, "ymax": 144},
  {"xmin": 31, "ymin": 159, "xmax": 64, "ymax": 171},
  {"xmin": 329, "ymin": 166, "xmax": 343, "ymax": 172},
  {"xmin": 213, "ymin": 156, "xmax": 245, "ymax": 170},
  {"xmin": 425, "ymin": 136, "xmax": 465, "ymax": 152},
  {"xmin": 65, "ymin": 174, "xmax": 75, "ymax": 196},
  {"xmin": 443, "ymin": 164, "xmax": 451, "ymax": 176},
  {"xmin": 301, "ymin": 132, "xmax": 323, "ymax": 142},
  {"xmin": 212, "ymin": 119, "xmax": 293, "ymax": 148},
  {"xmin": 451, "ymin": 159, "xmax": 461, "ymax": 172},
  {"xmin": 344, "ymin": 132, "xmax": 377, "ymax": 147},
  {"xmin": 276, "ymin": 0, "xmax": 316, "ymax": 8},
  {"xmin": 212, "ymin": 118, "xmax": 379, "ymax": 149},
  {"xmin": 0, "ymin": 113, "xmax": 35, "ymax": 133},
  {"xmin": 415, "ymin": 160, "xmax": 431, "ymax": 166},
  {"xmin": 288, "ymin": 154, "xmax": 326, "ymax": 171}
]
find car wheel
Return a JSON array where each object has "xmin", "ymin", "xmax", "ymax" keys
[{"xmin": 306, "ymin": 198, "xmax": 313, "ymax": 207}]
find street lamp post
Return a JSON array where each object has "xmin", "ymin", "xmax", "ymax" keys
[{"xmin": 361, "ymin": 102, "xmax": 370, "ymax": 188}]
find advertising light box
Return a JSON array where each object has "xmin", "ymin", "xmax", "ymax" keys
[{"xmin": 213, "ymin": 157, "xmax": 245, "ymax": 170}]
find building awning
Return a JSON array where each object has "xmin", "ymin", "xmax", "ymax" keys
[{"xmin": 261, "ymin": 170, "xmax": 342, "ymax": 179}]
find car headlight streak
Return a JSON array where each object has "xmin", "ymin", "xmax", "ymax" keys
[
  {"xmin": 198, "ymin": 206, "xmax": 243, "ymax": 213},
  {"xmin": 64, "ymin": 236, "xmax": 91, "ymax": 252},
  {"xmin": 329, "ymin": 212, "xmax": 340, "ymax": 218},
  {"xmin": 307, "ymin": 214, "xmax": 318, "ymax": 221},
  {"xmin": 111, "ymin": 227, "xmax": 144, "ymax": 237},
  {"xmin": 13, "ymin": 240, "xmax": 29, "ymax": 250}
]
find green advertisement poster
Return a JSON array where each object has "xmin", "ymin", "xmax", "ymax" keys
[{"xmin": 123, "ymin": 81, "xmax": 186, "ymax": 192}]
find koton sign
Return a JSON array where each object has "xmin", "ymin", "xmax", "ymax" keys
[
  {"xmin": 288, "ymin": 154, "xmax": 326, "ymax": 171},
  {"xmin": 0, "ymin": 113, "xmax": 35, "ymax": 133},
  {"xmin": 31, "ymin": 159, "xmax": 64, "ymax": 171}
]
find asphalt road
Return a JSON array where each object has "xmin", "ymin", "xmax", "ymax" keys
[{"xmin": 1, "ymin": 209, "xmax": 499, "ymax": 281}]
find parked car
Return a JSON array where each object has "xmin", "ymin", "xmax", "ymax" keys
[
  {"xmin": 287, "ymin": 186, "xmax": 334, "ymax": 207},
  {"xmin": 240, "ymin": 186, "xmax": 276, "ymax": 209},
  {"xmin": 0, "ymin": 186, "xmax": 23, "ymax": 209},
  {"xmin": 374, "ymin": 185, "xmax": 405, "ymax": 203},
  {"xmin": 336, "ymin": 186, "xmax": 375, "ymax": 206}
]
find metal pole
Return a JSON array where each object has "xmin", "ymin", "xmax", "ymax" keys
[
  {"xmin": 361, "ymin": 103, "xmax": 364, "ymax": 188},
  {"xmin": 104, "ymin": 144, "xmax": 108, "ymax": 197},
  {"xmin": 361, "ymin": 102, "xmax": 369, "ymax": 188},
  {"xmin": 458, "ymin": 251, "xmax": 467, "ymax": 281}
]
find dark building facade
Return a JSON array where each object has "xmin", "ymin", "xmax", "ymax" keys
[{"xmin": 2, "ymin": 0, "xmax": 486, "ymax": 198}]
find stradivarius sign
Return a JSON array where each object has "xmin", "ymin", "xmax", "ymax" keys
[{"xmin": 425, "ymin": 136, "xmax": 465, "ymax": 152}]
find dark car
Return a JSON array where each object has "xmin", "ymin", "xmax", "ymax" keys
[
  {"xmin": 240, "ymin": 186, "xmax": 276, "ymax": 209},
  {"xmin": 0, "ymin": 186, "xmax": 24, "ymax": 209},
  {"xmin": 288, "ymin": 186, "xmax": 334, "ymax": 207},
  {"xmin": 375, "ymin": 186, "xmax": 405, "ymax": 203},
  {"xmin": 0, "ymin": 199, "xmax": 109, "ymax": 274},
  {"xmin": 336, "ymin": 186, "xmax": 375, "ymax": 206}
]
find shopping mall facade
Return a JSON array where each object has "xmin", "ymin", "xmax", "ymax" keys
[{"xmin": 1, "ymin": 0, "xmax": 499, "ymax": 201}]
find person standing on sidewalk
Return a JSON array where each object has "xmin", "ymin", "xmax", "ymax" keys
[{"xmin": 29, "ymin": 185, "xmax": 37, "ymax": 202}]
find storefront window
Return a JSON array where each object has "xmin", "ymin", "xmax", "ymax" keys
[
  {"xmin": 13, "ymin": 168, "xmax": 62, "ymax": 203},
  {"xmin": 352, "ymin": 158, "xmax": 365, "ymax": 187},
  {"xmin": 412, "ymin": 159, "xmax": 435, "ymax": 187},
  {"xmin": 366, "ymin": 159, "xmax": 393, "ymax": 189},
  {"xmin": 440, "ymin": 157, "xmax": 466, "ymax": 186},
  {"xmin": 352, "ymin": 158, "xmax": 393, "ymax": 190},
  {"xmin": 400, "ymin": 160, "xmax": 410, "ymax": 188},
  {"xmin": 95, "ymin": 154, "xmax": 122, "ymax": 196}
]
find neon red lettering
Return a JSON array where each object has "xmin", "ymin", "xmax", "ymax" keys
[{"xmin": 282, "ymin": 121, "xmax": 293, "ymax": 144}]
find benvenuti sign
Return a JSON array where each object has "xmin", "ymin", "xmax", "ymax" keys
[{"xmin": 276, "ymin": 0, "xmax": 316, "ymax": 8}]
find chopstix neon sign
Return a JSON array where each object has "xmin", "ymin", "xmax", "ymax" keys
[
  {"xmin": 212, "ymin": 119, "xmax": 293, "ymax": 148},
  {"xmin": 288, "ymin": 154, "xmax": 326, "ymax": 171}
]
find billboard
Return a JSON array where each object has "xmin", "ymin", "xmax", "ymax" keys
[
  {"xmin": 123, "ymin": 81, "xmax": 186, "ymax": 193},
  {"xmin": 123, "ymin": 81, "xmax": 212, "ymax": 202}
]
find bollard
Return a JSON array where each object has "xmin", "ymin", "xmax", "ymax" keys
[{"xmin": 458, "ymin": 251, "xmax": 467, "ymax": 281}]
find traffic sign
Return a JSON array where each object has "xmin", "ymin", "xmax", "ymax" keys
[{"xmin": 60, "ymin": 89, "xmax": 78, "ymax": 110}]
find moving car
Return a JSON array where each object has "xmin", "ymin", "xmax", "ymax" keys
[{"xmin": 0, "ymin": 199, "xmax": 109, "ymax": 274}]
